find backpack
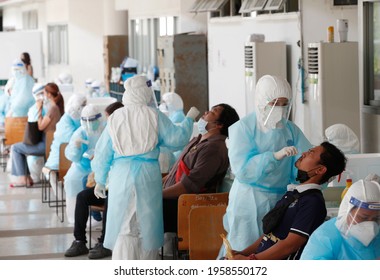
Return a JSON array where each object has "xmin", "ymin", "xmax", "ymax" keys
[{"xmin": 262, "ymin": 189, "xmax": 322, "ymax": 234}]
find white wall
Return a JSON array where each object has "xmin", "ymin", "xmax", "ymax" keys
[
  {"xmin": 179, "ymin": 1, "xmax": 207, "ymax": 34},
  {"xmin": 2, "ymin": 6, "xmax": 22, "ymax": 30},
  {"xmin": 302, "ymin": 0, "xmax": 358, "ymax": 45},
  {"xmin": 207, "ymin": 0, "xmax": 359, "ymax": 135},
  {"xmin": 301, "ymin": 0, "xmax": 358, "ymax": 140},
  {"xmin": 103, "ymin": 0, "xmax": 128, "ymax": 35},
  {"xmin": 0, "ymin": 31, "xmax": 44, "ymax": 79},
  {"xmin": 208, "ymin": 14, "xmax": 301, "ymax": 120},
  {"xmin": 116, "ymin": 0, "xmax": 180, "ymax": 17},
  {"xmin": 45, "ymin": 0, "xmax": 128, "ymax": 92},
  {"xmin": 1, "ymin": 0, "xmax": 128, "ymax": 93}
]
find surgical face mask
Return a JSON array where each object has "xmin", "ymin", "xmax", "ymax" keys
[
  {"xmin": 348, "ymin": 221, "xmax": 379, "ymax": 247},
  {"xmin": 197, "ymin": 118, "xmax": 208, "ymax": 135},
  {"xmin": 295, "ymin": 166, "xmax": 321, "ymax": 183},
  {"xmin": 90, "ymin": 120, "xmax": 100, "ymax": 131},
  {"xmin": 263, "ymin": 106, "xmax": 284, "ymax": 129},
  {"xmin": 34, "ymin": 94, "xmax": 44, "ymax": 102},
  {"xmin": 43, "ymin": 95, "xmax": 51, "ymax": 109}
]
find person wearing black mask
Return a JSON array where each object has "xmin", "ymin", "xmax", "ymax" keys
[{"xmin": 225, "ymin": 142, "xmax": 346, "ymax": 260}]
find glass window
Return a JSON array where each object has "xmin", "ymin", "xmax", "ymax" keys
[
  {"xmin": 22, "ymin": 10, "xmax": 38, "ymax": 30},
  {"xmin": 48, "ymin": 25, "xmax": 68, "ymax": 65},
  {"xmin": 130, "ymin": 17, "xmax": 176, "ymax": 73},
  {"xmin": 362, "ymin": 1, "xmax": 380, "ymax": 109}
]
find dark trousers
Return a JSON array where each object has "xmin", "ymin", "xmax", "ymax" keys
[
  {"xmin": 73, "ymin": 187, "xmax": 107, "ymax": 243},
  {"xmin": 163, "ymin": 198, "xmax": 178, "ymax": 233}
]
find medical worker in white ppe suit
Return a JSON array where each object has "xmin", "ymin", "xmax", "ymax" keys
[
  {"xmin": 158, "ymin": 92, "xmax": 188, "ymax": 173},
  {"xmin": 64, "ymin": 104, "xmax": 104, "ymax": 224},
  {"xmin": 218, "ymin": 75, "xmax": 312, "ymax": 258},
  {"xmin": 91, "ymin": 75, "xmax": 199, "ymax": 260},
  {"xmin": 301, "ymin": 178, "xmax": 380, "ymax": 259},
  {"xmin": 324, "ymin": 123, "xmax": 360, "ymax": 154},
  {"xmin": 159, "ymin": 92, "xmax": 186, "ymax": 123}
]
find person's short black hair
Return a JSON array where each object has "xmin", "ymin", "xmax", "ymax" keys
[
  {"xmin": 105, "ymin": 101, "xmax": 124, "ymax": 116},
  {"xmin": 215, "ymin": 103, "xmax": 240, "ymax": 137},
  {"xmin": 319, "ymin": 141, "xmax": 347, "ymax": 184}
]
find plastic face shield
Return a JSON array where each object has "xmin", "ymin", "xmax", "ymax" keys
[
  {"xmin": 262, "ymin": 97, "xmax": 291, "ymax": 129},
  {"xmin": 146, "ymin": 80, "xmax": 158, "ymax": 108},
  {"xmin": 348, "ymin": 197, "xmax": 380, "ymax": 225},
  {"xmin": 81, "ymin": 113, "xmax": 102, "ymax": 133},
  {"xmin": 34, "ymin": 92, "xmax": 44, "ymax": 102}
]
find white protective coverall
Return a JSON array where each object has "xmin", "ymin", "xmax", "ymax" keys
[
  {"xmin": 91, "ymin": 75, "xmax": 194, "ymax": 259},
  {"xmin": 325, "ymin": 123, "xmax": 360, "ymax": 154}
]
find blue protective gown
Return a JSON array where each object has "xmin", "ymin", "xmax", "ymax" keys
[
  {"xmin": 0, "ymin": 88, "xmax": 9, "ymax": 125},
  {"xmin": 160, "ymin": 109, "xmax": 187, "ymax": 171},
  {"xmin": 301, "ymin": 218, "xmax": 380, "ymax": 260},
  {"xmin": 92, "ymin": 111, "xmax": 193, "ymax": 251},
  {"xmin": 45, "ymin": 114, "xmax": 81, "ymax": 170},
  {"xmin": 64, "ymin": 125, "xmax": 103, "ymax": 197},
  {"xmin": 221, "ymin": 112, "xmax": 312, "ymax": 255},
  {"xmin": 169, "ymin": 109, "xmax": 185, "ymax": 123},
  {"xmin": 9, "ymin": 75, "xmax": 35, "ymax": 117}
]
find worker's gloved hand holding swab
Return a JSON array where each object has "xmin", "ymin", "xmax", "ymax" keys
[
  {"xmin": 74, "ymin": 138, "xmax": 89, "ymax": 147},
  {"xmin": 186, "ymin": 107, "xmax": 200, "ymax": 121},
  {"xmin": 273, "ymin": 146, "xmax": 298, "ymax": 161}
]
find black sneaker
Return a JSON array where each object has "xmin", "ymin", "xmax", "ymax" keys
[
  {"xmin": 64, "ymin": 240, "xmax": 89, "ymax": 257},
  {"xmin": 88, "ymin": 243, "xmax": 112, "ymax": 259}
]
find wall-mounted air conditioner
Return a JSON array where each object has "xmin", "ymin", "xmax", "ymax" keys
[
  {"xmin": 244, "ymin": 41, "xmax": 286, "ymax": 115},
  {"xmin": 307, "ymin": 42, "xmax": 360, "ymax": 145}
]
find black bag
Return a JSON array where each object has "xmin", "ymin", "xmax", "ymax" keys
[
  {"xmin": 262, "ymin": 189, "xmax": 321, "ymax": 234},
  {"xmin": 23, "ymin": 121, "xmax": 43, "ymax": 145}
]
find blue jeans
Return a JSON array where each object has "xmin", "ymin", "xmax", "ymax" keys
[{"xmin": 11, "ymin": 138, "xmax": 45, "ymax": 176}]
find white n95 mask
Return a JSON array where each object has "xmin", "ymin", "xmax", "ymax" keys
[
  {"xmin": 197, "ymin": 118, "xmax": 208, "ymax": 135},
  {"xmin": 263, "ymin": 106, "xmax": 284, "ymax": 129},
  {"xmin": 348, "ymin": 221, "xmax": 379, "ymax": 247}
]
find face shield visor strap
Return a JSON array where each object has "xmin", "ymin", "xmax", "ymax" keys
[
  {"xmin": 81, "ymin": 113, "xmax": 101, "ymax": 132},
  {"xmin": 81, "ymin": 113, "xmax": 102, "ymax": 122},
  {"xmin": 349, "ymin": 197, "xmax": 380, "ymax": 211},
  {"xmin": 263, "ymin": 98, "xmax": 278, "ymax": 127},
  {"xmin": 346, "ymin": 197, "xmax": 380, "ymax": 235},
  {"xmin": 285, "ymin": 102, "xmax": 292, "ymax": 121}
]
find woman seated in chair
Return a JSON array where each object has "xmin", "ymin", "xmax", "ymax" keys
[{"xmin": 10, "ymin": 83, "xmax": 64, "ymax": 187}]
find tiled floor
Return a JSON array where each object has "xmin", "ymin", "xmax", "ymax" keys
[{"xmin": 0, "ymin": 167, "xmax": 105, "ymax": 260}]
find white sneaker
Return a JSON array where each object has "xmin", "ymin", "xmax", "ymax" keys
[{"xmin": 160, "ymin": 232, "xmax": 176, "ymax": 257}]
